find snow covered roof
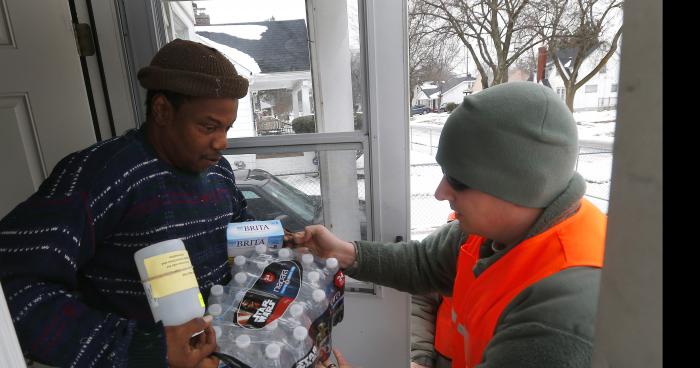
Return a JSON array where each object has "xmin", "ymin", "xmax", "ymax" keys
[
  {"xmin": 195, "ymin": 35, "xmax": 261, "ymax": 75},
  {"xmin": 419, "ymin": 75, "xmax": 476, "ymax": 100},
  {"xmin": 196, "ymin": 19, "xmax": 310, "ymax": 74}
]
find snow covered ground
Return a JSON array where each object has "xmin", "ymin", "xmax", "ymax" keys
[
  {"xmin": 408, "ymin": 109, "xmax": 616, "ymax": 240},
  {"xmin": 276, "ymin": 109, "xmax": 616, "ymax": 241}
]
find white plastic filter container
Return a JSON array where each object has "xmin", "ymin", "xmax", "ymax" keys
[{"xmin": 134, "ymin": 239, "xmax": 205, "ymax": 326}]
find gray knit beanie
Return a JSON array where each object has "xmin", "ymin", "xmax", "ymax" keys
[
  {"xmin": 137, "ymin": 38, "xmax": 249, "ymax": 98},
  {"xmin": 435, "ymin": 82, "xmax": 578, "ymax": 208}
]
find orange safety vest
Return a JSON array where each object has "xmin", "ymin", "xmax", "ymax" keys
[
  {"xmin": 433, "ymin": 211, "xmax": 458, "ymax": 359},
  {"xmin": 434, "ymin": 296, "xmax": 453, "ymax": 358},
  {"xmin": 445, "ymin": 199, "xmax": 606, "ymax": 368}
]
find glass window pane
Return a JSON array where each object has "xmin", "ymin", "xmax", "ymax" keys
[
  {"xmin": 159, "ymin": 0, "xmax": 366, "ymax": 137},
  {"xmin": 224, "ymin": 148, "xmax": 367, "ymax": 241}
]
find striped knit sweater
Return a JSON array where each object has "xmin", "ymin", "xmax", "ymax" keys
[{"xmin": 0, "ymin": 126, "xmax": 252, "ymax": 367}]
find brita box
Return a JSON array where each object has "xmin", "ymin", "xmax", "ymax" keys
[{"xmin": 226, "ymin": 220, "xmax": 284, "ymax": 259}]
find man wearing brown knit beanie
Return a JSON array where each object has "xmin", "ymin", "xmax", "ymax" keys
[{"xmin": 0, "ymin": 38, "xmax": 253, "ymax": 368}]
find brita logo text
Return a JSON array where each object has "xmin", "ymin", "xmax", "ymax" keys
[
  {"xmin": 243, "ymin": 224, "xmax": 271, "ymax": 231},
  {"xmin": 252, "ymin": 299, "xmax": 276, "ymax": 323},
  {"xmin": 235, "ymin": 238, "xmax": 266, "ymax": 247}
]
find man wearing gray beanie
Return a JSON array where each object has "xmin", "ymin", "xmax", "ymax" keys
[
  {"xmin": 0, "ymin": 39, "xmax": 252, "ymax": 368},
  {"xmin": 292, "ymin": 82, "xmax": 607, "ymax": 367}
]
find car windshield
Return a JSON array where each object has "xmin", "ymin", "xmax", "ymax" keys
[{"xmin": 260, "ymin": 176, "xmax": 317, "ymax": 223}]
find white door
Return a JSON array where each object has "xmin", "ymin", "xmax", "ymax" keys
[{"xmin": 0, "ymin": 0, "xmax": 96, "ymax": 218}]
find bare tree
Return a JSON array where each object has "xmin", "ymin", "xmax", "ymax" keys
[
  {"xmin": 533, "ymin": 0, "xmax": 623, "ymax": 111},
  {"xmin": 409, "ymin": 1, "xmax": 460, "ymax": 103},
  {"xmin": 413, "ymin": 0, "xmax": 543, "ymax": 89}
]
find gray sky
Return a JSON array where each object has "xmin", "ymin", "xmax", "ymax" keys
[{"xmin": 193, "ymin": 0, "xmax": 307, "ymax": 24}]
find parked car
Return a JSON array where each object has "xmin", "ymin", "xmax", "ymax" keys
[
  {"xmin": 411, "ymin": 105, "xmax": 431, "ymax": 115},
  {"xmin": 234, "ymin": 168, "xmax": 367, "ymax": 239}
]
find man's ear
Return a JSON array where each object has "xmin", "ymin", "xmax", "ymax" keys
[{"xmin": 151, "ymin": 94, "xmax": 173, "ymax": 126}]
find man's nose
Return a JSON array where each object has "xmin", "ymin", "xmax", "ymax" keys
[
  {"xmin": 212, "ymin": 132, "xmax": 227, "ymax": 151},
  {"xmin": 434, "ymin": 176, "xmax": 452, "ymax": 201}
]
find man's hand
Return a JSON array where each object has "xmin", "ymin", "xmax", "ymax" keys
[
  {"xmin": 291, "ymin": 225, "xmax": 356, "ymax": 269},
  {"xmin": 316, "ymin": 348, "xmax": 352, "ymax": 368},
  {"xmin": 165, "ymin": 315, "xmax": 218, "ymax": 368}
]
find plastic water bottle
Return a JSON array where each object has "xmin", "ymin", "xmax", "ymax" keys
[
  {"xmin": 286, "ymin": 302, "xmax": 311, "ymax": 329},
  {"xmin": 290, "ymin": 325, "xmax": 313, "ymax": 363},
  {"xmin": 301, "ymin": 253, "xmax": 315, "ymax": 269},
  {"xmin": 262, "ymin": 343, "xmax": 283, "ymax": 368},
  {"xmin": 233, "ymin": 334, "xmax": 259, "ymax": 362},
  {"xmin": 278, "ymin": 247, "xmax": 293, "ymax": 260},
  {"xmin": 324, "ymin": 257, "xmax": 339, "ymax": 274},
  {"xmin": 311, "ymin": 288, "xmax": 329, "ymax": 316},
  {"xmin": 209, "ymin": 284, "xmax": 224, "ymax": 305},
  {"xmin": 207, "ymin": 303, "xmax": 222, "ymax": 318},
  {"xmin": 233, "ymin": 271, "xmax": 248, "ymax": 287},
  {"xmin": 305, "ymin": 270, "xmax": 321, "ymax": 288},
  {"xmin": 232, "ymin": 255, "xmax": 247, "ymax": 272}
]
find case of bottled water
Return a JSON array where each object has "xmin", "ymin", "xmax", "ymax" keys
[{"xmin": 208, "ymin": 245, "xmax": 345, "ymax": 368}]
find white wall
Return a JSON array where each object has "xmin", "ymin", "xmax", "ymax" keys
[{"xmin": 441, "ymin": 81, "xmax": 469, "ymax": 105}]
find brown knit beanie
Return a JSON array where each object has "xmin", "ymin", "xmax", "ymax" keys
[{"xmin": 137, "ymin": 38, "xmax": 249, "ymax": 99}]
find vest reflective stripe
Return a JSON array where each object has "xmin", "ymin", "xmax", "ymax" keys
[
  {"xmin": 433, "ymin": 296, "xmax": 454, "ymax": 358},
  {"xmin": 448, "ymin": 199, "xmax": 606, "ymax": 367}
]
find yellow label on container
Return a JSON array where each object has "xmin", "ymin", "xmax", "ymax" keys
[
  {"xmin": 143, "ymin": 250, "xmax": 198, "ymax": 299},
  {"xmin": 198, "ymin": 292, "xmax": 205, "ymax": 307}
]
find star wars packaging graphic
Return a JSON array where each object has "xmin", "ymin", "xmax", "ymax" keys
[
  {"xmin": 226, "ymin": 220, "xmax": 285, "ymax": 260},
  {"xmin": 234, "ymin": 260, "xmax": 301, "ymax": 329},
  {"xmin": 207, "ymin": 247, "xmax": 345, "ymax": 368}
]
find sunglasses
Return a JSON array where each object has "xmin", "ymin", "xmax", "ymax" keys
[{"xmin": 445, "ymin": 174, "xmax": 470, "ymax": 191}]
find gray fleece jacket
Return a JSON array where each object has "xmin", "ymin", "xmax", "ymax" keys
[{"xmin": 347, "ymin": 173, "xmax": 603, "ymax": 368}]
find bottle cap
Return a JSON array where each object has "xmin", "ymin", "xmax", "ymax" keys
[
  {"xmin": 293, "ymin": 326, "xmax": 308, "ymax": 341},
  {"xmin": 265, "ymin": 343, "xmax": 281, "ymax": 359},
  {"xmin": 207, "ymin": 304, "xmax": 222, "ymax": 316},
  {"xmin": 210, "ymin": 284, "xmax": 224, "ymax": 296},
  {"xmin": 278, "ymin": 248, "xmax": 292, "ymax": 259},
  {"xmin": 213, "ymin": 326, "xmax": 222, "ymax": 339},
  {"xmin": 233, "ymin": 255, "xmax": 247, "ymax": 266},
  {"xmin": 301, "ymin": 253, "xmax": 314, "ymax": 266},
  {"xmin": 255, "ymin": 243, "xmax": 267, "ymax": 254},
  {"xmin": 235, "ymin": 334, "xmax": 251, "ymax": 349},
  {"xmin": 257, "ymin": 260, "xmax": 268, "ymax": 270},
  {"xmin": 325, "ymin": 258, "xmax": 339, "ymax": 270},
  {"xmin": 289, "ymin": 303, "xmax": 304, "ymax": 318},
  {"xmin": 307, "ymin": 271, "xmax": 320, "ymax": 283},
  {"xmin": 234, "ymin": 272, "xmax": 247, "ymax": 285},
  {"xmin": 312, "ymin": 289, "xmax": 326, "ymax": 303}
]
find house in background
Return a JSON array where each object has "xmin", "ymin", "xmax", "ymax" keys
[
  {"xmin": 470, "ymin": 66, "xmax": 533, "ymax": 94},
  {"xmin": 197, "ymin": 19, "xmax": 314, "ymax": 134},
  {"xmin": 412, "ymin": 74, "xmax": 476, "ymax": 110},
  {"xmin": 544, "ymin": 47, "xmax": 621, "ymax": 111}
]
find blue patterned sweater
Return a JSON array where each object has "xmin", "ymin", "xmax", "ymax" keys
[{"xmin": 0, "ymin": 126, "xmax": 252, "ymax": 367}]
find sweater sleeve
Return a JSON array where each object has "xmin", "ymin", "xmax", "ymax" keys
[
  {"xmin": 476, "ymin": 267, "xmax": 601, "ymax": 368},
  {"xmin": 346, "ymin": 221, "xmax": 464, "ymax": 296},
  {"xmin": 410, "ymin": 292, "xmax": 441, "ymax": 367},
  {"xmin": 0, "ymin": 152, "xmax": 165, "ymax": 367}
]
